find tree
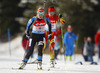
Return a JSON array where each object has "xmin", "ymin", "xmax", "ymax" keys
[
  {"xmin": 57, "ymin": 0, "xmax": 100, "ymax": 43},
  {"xmin": 0, "ymin": 0, "xmax": 24, "ymax": 35}
]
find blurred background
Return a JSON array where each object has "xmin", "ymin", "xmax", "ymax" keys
[{"xmin": 0, "ymin": 0, "xmax": 100, "ymax": 54}]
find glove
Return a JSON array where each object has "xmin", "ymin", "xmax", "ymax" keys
[
  {"xmin": 26, "ymin": 33, "xmax": 30, "ymax": 40},
  {"xmin": 59, "ymin": 14, "xmax": 62, "ymax": 18},
  {"xmin": 59, "ymin": 14, "xmax": 65, "ymax": 24},
  {"xmin": 60, "ymin": 17, "xmax": 65, "ymax": 24},
  {"xmin": 25, "ymin": 36, "xmax": 29, "ymax": 40},
  {"xmin": 48, "ymin": 34, "xmax": 52, "ymax": 39}
]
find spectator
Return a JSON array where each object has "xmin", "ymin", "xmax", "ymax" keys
[
  {"xmin": 94, "ymin": 28, "xmax": 100, "ymax": 61},
  {"xmin": 86, "ymin": 37, "xmax": 94, "ymax": 62},
  {"xmin": 82, "ymin": 37, "xmax": 88, "ymax": 61}
]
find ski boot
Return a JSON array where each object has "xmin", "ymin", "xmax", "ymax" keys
[
  {"xmin": 50, "ymin": 59, "xmax": 55, "ymax": 68},
  {"xmin": 37, "ymin": 61, "xmax": 42, "ymax": 70},
  {"xmin": 19, "ymin": 62, "xmax": 26, "ymax": 69}
]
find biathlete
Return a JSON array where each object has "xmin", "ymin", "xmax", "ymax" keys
[
  {"xmin": 44, "ymin": 6, "xmax": 65, "ymax": 67},
  {"xmin": 19, "ymin": 7, "xmax": 52, "ymax": 70}
]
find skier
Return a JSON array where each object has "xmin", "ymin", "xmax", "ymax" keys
[
  {"xmin": 45, "ymin": 6, "xmax": 65, "ymax": 67},
  {"xmin": 22, "ymin": 30, "xmax": 33, "ymax": 61},
  {"xmin": 63, "ymin": 25, "xmax": 78, "ymax": 62},
  {"xmin": 19, "ymin": 7, "xmax": 52, "ymax": 70}
]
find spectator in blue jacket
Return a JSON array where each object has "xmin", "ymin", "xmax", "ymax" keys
[{"xmin": 63, "ymin": 25, "xmax": 78, "ymax": 62}]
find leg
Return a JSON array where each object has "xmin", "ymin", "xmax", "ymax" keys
[
  {"xmin": 49, "ymin": 32, "xmax": 55, "ymax": 60},
  {"xmin": 88, "ymin": 56, "xmax": 93, "ymax": 62},
  {"xmin": 69, "ymin": 56, "xmax": 72, "ymax": 61},
  {"xmin": 49, "ymin": 32, "xmax": 56, "ymax": 68},
  {"xmin": 24, "ymin": 38, "xmax": 36, "ymax": 61},
  {"xmin": 37, "ymin": 35, "xmax": 45, "ymax": 70},
  {"xmin": 54, "ymin": 50, "xmax": 57, "ymax": 59},
  {"xmin": 69, "ymin": 46, "xmax": 74, "ymax": 61},
  {"xmin": 98, "ymin": 45, "xmax": 100, "ymax": 59},
  {"xmin": 64, "ymin": 48, "xmax": 68, "ymax": 64},
  {"xmin": 85, "ymin": 56, "xmax": 88, "ymax": 61},
  {"xmin": 50, "ymin": 48, "xmax": 55, "ymax": 68},
  {"xmin": 55, "ymin": 49, "xmax": 60, "ymax": 59},
  {"xmin": 64, "ymin": 47, "xmax": 68, "ymax": 61},
  {"xmin": 56, "ymin": 49, "xmax": 60, "ymax": 57},
  {"xmin": 49, "ymin": 42, "xmax": 55, "ymax": 60},
  {"xmin": 83, "ymin": 56, "xmax": 88, "ymax": 61},
  {"xmin": 19, "ymin": 35, "xmax": 36, "ymax": 69},
  {"xmin": 68, "ymin": 47, "xmax": 72, "ymax": 61},
  {"xmin": 64, "ymin": 55, "xmax": 67, "ymax": 61},
  {"xmin": 38, "ymin": 44, "xmax": 43, "ymax": 61},
  {"xmin": 50, "ymin": 48, "xmax": 55, "ymax": 60},
  {"xmin": 30, "ymin": 52, "xmax": 34, "ymax": 58}
]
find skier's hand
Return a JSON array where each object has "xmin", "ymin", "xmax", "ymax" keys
[
  {"xmin": 48, "ymin": 34, "xmax": 52, "ymax": 39},
  {"xmin": 59, "ymin": 14, "xmax": 65, "ymax": 24},
  {"xmin": 60, "ymin": 17, "xmax": 65, "ymax": 24},
  {"xmin": 77, "ymin": 33, "xmax": 79, "ymax": 36},
  {"xmin": 25, "ymin": 36, "xmax": 29, "ymax": 40},
  {"xmin": 26, "ymin": 34, "xmax": 30, "ymax": 40}
]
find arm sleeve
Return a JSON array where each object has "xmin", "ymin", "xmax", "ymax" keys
[
  {"xmin": 26, "ymin": 17, "xmax": 35, "ymax": 35},
  {"xmin": 46, "ymin": 17, "xmax": 51, "ymax": 34},
  {"xmin": 73, "ymin": 33, "xmax": 78, "ymax": 41},
  {"xmin": 63, "ymin": 32, "xmax": 68, "ymax": 45}
]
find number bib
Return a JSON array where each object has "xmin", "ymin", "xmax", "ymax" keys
[
  {"xmin": 33, "ymin": 26, "xmax": 45, "ymax": 32},
  {"xmin": 32, "ymin": 19, "xmax": 46, "ymax": 33}
]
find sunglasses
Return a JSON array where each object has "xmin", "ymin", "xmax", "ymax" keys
[
  {"xmin": 49, "ymin": 12, "xmax": 54, "ymax": 13},
  {"xmin": 38, "ymin": 12, "xmax": 44, "ymax": 15}
]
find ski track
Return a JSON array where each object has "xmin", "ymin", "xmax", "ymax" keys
[{"xmin": 0, "ymin": 36, "xmax": 100, "ymax": 73}]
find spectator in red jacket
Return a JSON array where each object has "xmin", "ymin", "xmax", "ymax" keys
[
  {"xmin": 94, "ymin": 28, "xmax": 100, "ymax": 60},
  {"xmin": 22, "ymin": 30, "xmax": 33, "ymax": 60},
  {"xmin": 54, "ymin": 28, "xmax": 61, "ymax": 60}
]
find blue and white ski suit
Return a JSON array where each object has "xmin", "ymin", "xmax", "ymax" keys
[{"xmin": 63, "ymin": 31, "xmax": 78, "ymax": 56}]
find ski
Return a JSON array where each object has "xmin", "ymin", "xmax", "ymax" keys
[
  {"xmin": 12, "ymin": 67, "xmax": 25, "ymax": 70},
  {"xmin": 18, "ymin": 62, "xmax": 46, "ymax": 65},
  {"xmin": 25, "ymin": 61, "xmax": 37, "ymax": 64},
  {"xmin": 47, "ymin": 66, "xmax": 60, "ymax": 71},
  {"xmin": 18, "ymin": 59, "xmax": 38, "ymax": 64}
]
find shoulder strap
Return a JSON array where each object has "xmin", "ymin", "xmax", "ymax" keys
[
  {"xmin": 32, "ymin": 16, "xmax": 37, "ymax": 25},
  {"xmin": 44, "ymin": 16, "xmax": 48, "ymax": 24},
  {"xmin": 32, "ymin": 16, "xmax": 48, "ymax": 25}
]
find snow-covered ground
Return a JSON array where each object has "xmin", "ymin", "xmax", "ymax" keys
[{"xmin": 0, "ymin": 36, "xmax": 100, "ymax": 73}]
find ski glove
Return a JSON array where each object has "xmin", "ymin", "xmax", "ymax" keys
[
  {"xmin": 60, "ymin": 17, "xmax": 65, "ymax": 24},
  {"xmin": 59, "ymin": 14, "xmax": 65, "ymax": 24},
  {"xmin": 48, "ymin": 34, "xmax": 52, "ymax": 39},
  {"xmin": 26, "ymin": 34, "xmax": 30, "ymax": 40},
  {"xmin": 25, "ymin": 36, "xmax": 29, "ymax": 40}
]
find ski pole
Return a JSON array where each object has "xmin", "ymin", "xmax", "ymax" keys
[
  {"xmin": 43, "ymin": 0, "xmax": 47, "ymax": 9},
  {"xmin": 58, "ymin": 14, "xmax": 65, "ymax": 59},
  {"xmin": 59, "ymin": 14, "xmax": 65, "ymax": 53}
]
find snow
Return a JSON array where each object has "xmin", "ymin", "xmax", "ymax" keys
[{"xmin": 0, "ymin": 35, "xmax": 100, "ymax": 73}]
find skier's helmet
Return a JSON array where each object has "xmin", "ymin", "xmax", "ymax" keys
[
  {"xmin": 48, "ymin": 6, "xmax": 55, "ymax": 12},
  {"xmin": 37, "ymin": 7, "xmax": 44, "ymax": 15}
]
